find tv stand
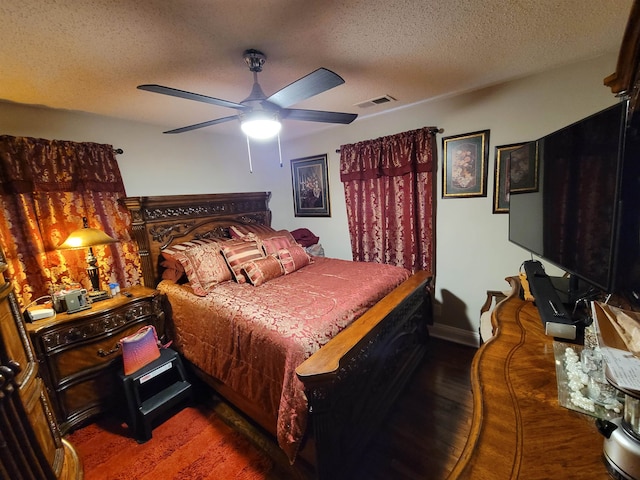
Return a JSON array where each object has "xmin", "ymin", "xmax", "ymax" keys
[{"xmin": 523, "ymin": 260, "xmax": 581, "ymax": 341}]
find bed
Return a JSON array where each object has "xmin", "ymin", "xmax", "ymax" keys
[{"xmin": 123, "ymin": 192, "xmax": 432, "ymax": 480}]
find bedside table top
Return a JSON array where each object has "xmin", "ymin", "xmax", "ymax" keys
[{"xmin": 26, "ymin": 285, "xmax": 158, "ymax": 333}]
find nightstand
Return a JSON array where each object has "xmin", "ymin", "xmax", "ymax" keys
[{"xmin": 26, "ymin": 285, "xmax": 165, "ymax": 434}]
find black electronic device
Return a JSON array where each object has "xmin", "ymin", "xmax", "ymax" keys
[
  {"xmin": 509, "ymin": 100, "xmax": 640, "ymax": 301},
  {"xmin": 523, "ymin": 260, "xmax": 579, "ymax": 340}
]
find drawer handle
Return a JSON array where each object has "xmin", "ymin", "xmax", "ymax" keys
[
  {"xmin": 68, "ymin": 328, "xmax": 82, "ymax": 341},
  {"xmin": 97, "ymin": 343, "xmax": 121, "ymax": 357}
]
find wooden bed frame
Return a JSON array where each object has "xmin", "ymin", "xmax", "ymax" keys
[{"xmin": 123, "ymin": 192, "xmax": 432, "ymax": 480}]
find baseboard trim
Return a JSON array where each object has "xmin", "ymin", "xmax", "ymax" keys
[{"xmin": 428, "ymin": 323, "xmax": 480, "ymax": 347}]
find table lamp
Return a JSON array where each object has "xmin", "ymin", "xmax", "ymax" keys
[{"xmin": 58, "ymin": 217, "xmax": 117, "ymax": 301}]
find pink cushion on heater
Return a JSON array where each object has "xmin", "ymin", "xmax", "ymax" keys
[
  {"xmin": 242, "ymin": 255, "xmax": 284, "ymax": 286},
  {"xmin": 277, "ymin": 245, "xmax": 312, "ymax": 274}
]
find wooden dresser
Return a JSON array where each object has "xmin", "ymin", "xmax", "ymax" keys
[
  {"xmin": 0, "ymin": 249, "xmax": 82, "ymax": 479},
  {"xmin": 26, "ymin": 286, "xmax": 165, "ymax": 434},
  {"xmin": 449, "ymin": 277, "xmax": 608, "ymax": 479}
]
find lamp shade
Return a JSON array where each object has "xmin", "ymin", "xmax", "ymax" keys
[
  {"xmin": 240, "ymin": 112, "xmax": 281, "ymax": 140},
  {"xmin": 58, "ymin": 218, "xmax": 117, "ymax": 249}
]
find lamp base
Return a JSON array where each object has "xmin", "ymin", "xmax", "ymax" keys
[{"xmin": 88, "ymin": 290, "xmax": 110, "ymax": 302}]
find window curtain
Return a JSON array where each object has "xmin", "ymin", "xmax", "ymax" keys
[
  {"xmin": 0, "ymin": 135, "xmax": 142, "ymax": 308},
  {"xmin": 339, "ymin": 127, "xmax": 437, "ymax": 274}
]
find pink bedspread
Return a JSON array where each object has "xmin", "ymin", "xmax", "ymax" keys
[{"xmin": 157, "ymin": 256, "xmax": 410, "ymax": 462}]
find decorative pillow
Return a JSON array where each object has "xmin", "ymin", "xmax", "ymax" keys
[
  {"xmin": 159, "ymin": 256, "xmax": 186, "ymax": 283},
  {"xmin": 242, "ymin": 255, "xmax": 284, "ymax": 286},
  {"xmin": 247, "ymin": 229, "xmax": 297, "ymax": 255},
  {"xmin": 162, "ymin": 238, "xmax": 220, "ymax": 258},
  {"xmin": 229, "ymin": 223, "xmax": 277, "ymax": 239},
  {"xmin": 278, "ymin": 244, "xmax": 312, "ymax": 274},
  {"xmin": 179, "ymin": 241, "xmax": 232, "ymax": 295},
  {"xmin": 221, "ymin": 240, "xmax": 265, "ymax": 283},
  {"xmin": 160, "ymin": 239, "xmax": 221, "ymax": 284}
]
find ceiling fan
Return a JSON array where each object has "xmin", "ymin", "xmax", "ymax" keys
[{"xmin": 138, "ymin": 49, "xmax": 358, "ymax": 139}]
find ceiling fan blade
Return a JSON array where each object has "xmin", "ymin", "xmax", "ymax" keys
[
  {"xmin": 163, "ymin": 115, "xmax": 238, "ymax": 134},
  {"xmin": 282, "ymin": 108, "xmax": 357, "ymax": 124},
  {"xmin": 138, "ymin": 84, "xmax": 247, "ymax": 111},
  {"xmin": 266, "ymin": 68, "xmax": 345, "ymax": 108}
]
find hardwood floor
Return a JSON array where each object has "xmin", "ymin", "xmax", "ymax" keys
[
  {"xmin": 222, "ymin": 336, "xmax": 478, "ymax": 479},
  {"xmin": 354, "ymin": 337, "xmax": 477, "ymax": 479},
  {"xmin": 71, "ymin": 336, "xmax": 477, "ymax": 480}
]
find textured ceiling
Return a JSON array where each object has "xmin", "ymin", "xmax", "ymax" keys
[{"xmin": 0, "ymin": 0, "xmax": 633, "ymax": 140}]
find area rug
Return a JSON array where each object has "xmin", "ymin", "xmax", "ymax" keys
[{"xmin": 66, "ymin": 404, "xmax": 275, "ymax": 480}]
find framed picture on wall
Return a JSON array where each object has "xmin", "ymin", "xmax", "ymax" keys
[
  {"xmin": 291, "ymin": 154, "xmax": 331, "ymax": 217},
  {"xmin": 509, "ymin": 141, "xmax": 538, "ymax": 193},
  {"xmin": 442, "ymin": 129, "xmax": 490, "ymax": 198},
  {"xmin": 493, "ymin": 143, "xmax": 523, "ymax": 213},
  {"xmin": 493, "ymin": 141, "xmax": 538, "ymax": 213}
]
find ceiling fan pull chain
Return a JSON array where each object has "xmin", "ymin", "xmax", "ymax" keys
[
  {"xmin": 277, "ymin": 133, "xmax": 283, "ymax": 168},
  {"xmin": 246, "ymin": 136, "xmax": 253, "ymax": 173}
]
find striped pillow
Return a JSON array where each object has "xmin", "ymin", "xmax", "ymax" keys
[
  {"xmin": 221, "ymin": 240, "xmax": 265, "ymax": 283},
  {"xmin": 247, "ymin": 230, "xmax": 296, "ymax": 255},
  {"xmin": 160, "ymin": 239, "xmax": 221, "ymax": 283},
  {"xmin": 278, "ymin": 245, "xmax": 312, "ymax": 274},
  {"xmin": 242, "ymin": 255, "xmax": 284, "ymax": 286},
  {"xmin": 229, "ymin": 223, "xmax": 277, "ymax": 239}
]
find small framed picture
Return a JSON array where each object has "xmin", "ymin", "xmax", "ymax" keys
[
  {"xmin": 509, "ymin": 141, "xmax": 538, "ymax": 193},
  {"xmin": 291, "ymin": 154, "xmax": 331, "ymax": 217},
  {"xmin": 442, "ymin": 130, "xmax": 490, "ymax": 198},
  {"xmin": 493, "ymin": 141, "xmax": 538, "ymax": 213}
]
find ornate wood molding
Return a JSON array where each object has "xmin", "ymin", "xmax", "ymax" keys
[
  {"xmin": 122, "ymin": 192, "xmax": 272, "ymax": 287},
  {"xmin": 605, "ymin": 0, "xmax": 640, "ymax": 112},
  {"xmin": 40, "ymin": 302, "xmax": 157, "ymax": 352}
]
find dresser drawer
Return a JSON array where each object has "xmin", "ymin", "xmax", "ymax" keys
[
  {"xmin": 48, "ymin": 318, "xmax": 155, "ymax": 385},
  {"xmin": 56, "ymin": 366, "xmax": 120, "ymax": 432},
  {"xmin": 39, "ymin": 301, "xmax": 158, "ymax": 354},
  {"xmin": 26, "ymin": 286, "xmax": 164, "ymax": 433}
]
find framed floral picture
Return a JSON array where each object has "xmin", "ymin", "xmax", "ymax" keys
[
  {"xmin": 442, "ymin": 129, "xmax": 490, "ymax": 198},
  {"xmin": 291, "ymin": 154, "xmax": 331, "ymax": 217}
]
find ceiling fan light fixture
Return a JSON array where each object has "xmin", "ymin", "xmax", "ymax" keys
[{"xmin": 241, "ymin": 112, "xmax": 281, "ymax": 140}]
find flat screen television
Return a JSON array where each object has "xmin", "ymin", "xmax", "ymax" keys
[{"xmin": 508, "ymin": 100, "xmax": 640, "ymax": 300}]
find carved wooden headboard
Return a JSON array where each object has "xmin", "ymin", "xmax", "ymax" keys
[{"xmin": 122, "ymin": 192, "xmax": 272, "ymax": 287}]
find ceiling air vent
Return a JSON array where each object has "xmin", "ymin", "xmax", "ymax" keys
[{"xmin": 355, "ymin": 95, "xmax": 396, "ymax": 109}]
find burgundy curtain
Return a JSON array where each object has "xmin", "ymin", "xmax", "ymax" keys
[
  {"xmin": 339, "ymin": 127, "xmax": 437, "ymax": 274},
  {"xmin": 0, "ymin": 135, "xmax": 142, "ymax": 308}
]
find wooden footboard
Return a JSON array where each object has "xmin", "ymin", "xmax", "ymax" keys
[{"xmin": 297, "ymin": 271, "xmax": 431, "ymax": 479}]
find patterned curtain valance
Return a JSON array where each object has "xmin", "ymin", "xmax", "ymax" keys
[
  {"xmin": 0, "ymin": 135, "xmax": 124, "ymax": 194},
  {"xmin": 0, "ymin": 134, "xmax": 140, "ymax": 308},
  {"xmin": 339, "ymin": 127, "xmax": 436, "ymax": 182}
]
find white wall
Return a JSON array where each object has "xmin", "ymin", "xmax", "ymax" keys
[
  {"xmin": 0, "ymin": 53, "xmax": 620, "ymax": 343},
  {"xmin": 280, "ymin": 54, "xmax": 620, "ymax": 343}
]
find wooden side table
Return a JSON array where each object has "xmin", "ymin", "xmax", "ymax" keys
[{"xmin": 26, "ymin": 285, "xmax": 165, "ymax": 434}]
